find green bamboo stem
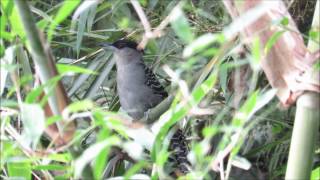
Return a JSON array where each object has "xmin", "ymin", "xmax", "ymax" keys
[
  {"xmin": 14, "ymin": 0, "xmax": 68, "ymax": 132},
  {"xmin": 285, "ymin": 1, "xmax": 320, "ymax": 179}
]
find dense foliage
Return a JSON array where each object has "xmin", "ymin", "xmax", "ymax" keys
[{"xmin": 0, "ymin": 0, "xmax": 319, "ymax": 179}]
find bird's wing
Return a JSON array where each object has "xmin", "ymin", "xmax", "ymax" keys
[{"xmin": 143, "ymin": 65, "xmax": 168, "ymax": 98}]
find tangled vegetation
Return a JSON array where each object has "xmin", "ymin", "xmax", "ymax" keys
[{"xmin": 1, "ymin": 0, "xmax": 319, "ymax": 179}]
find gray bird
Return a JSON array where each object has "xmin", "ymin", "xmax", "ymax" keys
[
  {"xmin": 102, "ymin": 39, "xmax": 167, "ymax": 120},
  {"xmin": 101, "ymin": 39, "xmax": 189, "ymax": 175}
]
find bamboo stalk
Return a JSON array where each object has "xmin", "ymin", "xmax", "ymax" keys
[
  {"xmin": 14, "ymin": 0, "xmax": 75, "ymax": 144},
  {"xmin": 285, "ymin": 1, "xmax": 320, "ymax": 179}
]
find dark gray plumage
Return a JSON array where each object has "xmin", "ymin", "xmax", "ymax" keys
[
  {"xmin": 102, "ymin": 40, "xmax": 190, "ymax": 175},
  {"xmin": 103, "ymin": 40, "xmax": 167, "ymax": 120}
]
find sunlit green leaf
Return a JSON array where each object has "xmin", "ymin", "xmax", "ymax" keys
[
  {"xmin": 7, "ymin": 160, "xmax": 32, "ymax": 180},
  {"xmin": 64, "ymin": 100, "xmax": 94, "ymax": 113},
  {"xmin": 264, "ymin": 30, "xmax": 285, "ymax": 55},
  {"xmin": 47, "ymin": 0, "xmax": 81, "ymax": 41},
  {"xmin": 251, "ymin": 36, "xmax": 261, "ymax": 71},
  {"xmin": 151, "ymin": 68, "xmax": 218, "ymax": 161},
  {"xmin": 33, "ymin": 164, "xmax": 69, "ymax": 171},
  {"xmin": 2, "ymin": 0, "xmax": 26, "ymax": 39},
  {"xmin": 57, "ymin": 64, "xmax": 97, "ymax": 76},
  {"xmin": 183, "ymin": 33, "xmax": 225, "ymax": 58},
  {"xmin": 21, "ymin": 103, "xmax": 45, "ymax": 149},
  {"xmin": 74, "ymin": 136, "xmax": 121, "ymax": 178},
  {"xmin": 0, "ymin": 45, "xmax": 16, "ymax": 96},
  {"xmin": 311, "ymin": 166, "xmax": 320, "ymax": 180},
  {"xmin": 170, "ymin": 6, "xmax": 194, "ymax": 44}
]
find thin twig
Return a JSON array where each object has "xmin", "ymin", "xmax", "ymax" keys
[
  {"xmin": 130, "ymin": 0, "xmax": 152, "ymax": 36},
  {"xmin": 130, "ymin": 0, "xmax": 181, "ymax": 49}
]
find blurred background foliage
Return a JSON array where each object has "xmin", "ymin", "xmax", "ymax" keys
[{"xmin": 0, "ymin": 0, "xmax": 319, "ymax": 179}]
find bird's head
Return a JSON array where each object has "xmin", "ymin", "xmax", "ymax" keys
[{"xmin": 100, "ymin": 39, "xmax": 143, "ymax": 58}]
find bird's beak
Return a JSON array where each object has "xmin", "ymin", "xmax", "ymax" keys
[{"xmin": 99, "ymin": 43, "xmax": 117, "ymax": 51}]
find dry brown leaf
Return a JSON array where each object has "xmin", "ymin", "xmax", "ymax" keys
[{"xmin": 224, "ymin": 0, "xmax": 320, "ymax": 107}]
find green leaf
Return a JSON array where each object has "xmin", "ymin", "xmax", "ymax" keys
[
  {"xmin": 74, "ymin": 136, "xmax": 121, "ymax": 178},
  {"xmin": 93, "ymin": 128, "xmax": 111, "ymax": 179},
  {"xmin": 183, "ymin": 33, "xmax": 225, "ymax": 58},
  {"xmin": 21, "ymin": 103, "xmax": 45, "ymax": 149},
  {"xmin": 7, "ymin": 160, "xmax": 32, "ymax": 180},
  {"xmin": 56, "ymin": 64, "xmax": 97, "ymax": 75},
  {"xmin": 170, "ymin": 6, "xmax": 194, "ymax": 44},
  {"xmin": 0, "ymin": 13, "xmax": 13, "ymax": 41},
  {"xmin": 46, "ymin": 115, "xmax": 62, "ymax": 126},
  {"xmin": 309, "ymin": 30, "xmax": 320, "ymax": 42},
  {"xmin": 251, "ymin": 36, "xmax": 261, "ymax": 71},
  {"xmin": 151, "ymin": 68, "xmax": 219, "ymax": 161},
  {"xmin": 124, "ymin": 161, "xmax": 147, "ymax": 179},
  {"xmin": 33, "ymin": 164, "xmax": 69, "ymax": 171},
  {"xmin": 313, "ymin": 60, "xmax": 320, "ymax": 71},
  {"xmin": 47, "ymin": 153, "xmax": 72, "ymax": 163},
  {"xmin": 75, "ymin": 9, "xmax": 89, "ymax": 57},
  {"xmin": 25, "ymin": 76, "xmax": 61, "ymax": 105},
  {"xmin": 47, "ymin": 0, "xmax": 81, "ymax": 41},
  {"xmin": 264, "ymin": 30, "xmax": 285, "ymax": 54},
  {"xmin": 25, "ymin": 86, "xmax": 44, "ymax": 104},
  {"xmin": 64, "ymin": 100, "xmax": 94, "ymax": 113},
  {"xmin": 2, "ymin": 0, "xmax": 26, "ymax": 39},
  {"xmin": 1, "ymin": 45, "xmax": 16, "ymax": 96},
  {"xmin": 311, "ymin": 166, "xmax": 320, "ymax": 180},
  {"xmin": 280, "ymin": 17, "xmax": 289, "ymax": 26},
  {"xmin": 232, "ymin": 91, "xmax": 258, "ymax": 127}
]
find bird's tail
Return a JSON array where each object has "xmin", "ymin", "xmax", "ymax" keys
[{"xmin": 169, "ymin": 129, "xmax": 190, "ymax": 176}]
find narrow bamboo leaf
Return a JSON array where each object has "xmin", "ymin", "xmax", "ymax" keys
[
  {"xmin": 84, "ymin": 56, "xmax": 114, "ymax": 98},
  {"xmin": 72, "ymin": 0, "xmax": 99, "ymax": 22},
  {"xmin": 67, "ymin": 52, "xmax": 108, "ymax": 96},
  {"xmin": 231, "ymin": 155, "xmax": 251, "ymax": 170},
  {"xmin": 170, "ymin": 6, "xmax": 194, "ymax": 44},
  {"xmin": 311, "ymin": 167, "xmax": 320, "ymax": 180},
  {"xmin": 109, "ymin": 174, "xmax": 150, "ymax": 180},
  {"xmin": 183, "ymin": 33, "xmax": 225, "ymax": 58},
  {"xmin": 64, "ymin": 100, "xmax": 94, "ymax": 114},
  {"xmin": 21, "ymin": 103, "xmax": 45, "ymax": 149},
  {"xmin": 74, "ymin": 136, "xmax": 121, "ymax": 178},
  {"xmin": 151, "ymin": 70, "xmax": 218, "ymax": 160},
  {"xmin": 46, "ymin": 115, "xmax": 62, "ymax": 126},
  {"xmin": 7, "ymin": 160, "xmax": 32, "ymax": 180},
  {"xmin": 33, "ymin": 164, "xmax": 69, "ymax": 171},
  {"xmin": 123, "ymin": 142, "xmax": 144, "ymax": 160},
  {"xmin": 264, "ymin": 30, "xmax": 285, "ymax": 54},
  {"xmin": 124, "ymin": 161, "xmax": 148, "ymax": 179},
  {"xmin": 47, "ymin": 153, "xmax": 72, "ymax": 163},
  {"xmin": 0, "ymin": 46, "xmax": 16, "ymax": 95},
  {"xmin": 47, "ymin": 0, "xmax": 81, "ymax": 41},
  {"xmin": 25, "ymin": 76, "xmax": 61, "ymax": 104},
  {"xmin": 93, "ymin": 128, "xmax": 111, "ymax": 179},
  {"xmin": 232, "ymin": 91, "xmax": 258, "ymax": 127},
  {"xmin": 2, "ymin": 0, "xmax": 26, "ymax": 39},
  {"xmin": 251, "ymin": 36, "xmax": 261, "ymax": 71},
  {"xmin": 219, "ymin": 65, "xmax": 228, "ymax": 93},
  {"xmin": 16, "ymin": 45, "xmax": 33, "ymax": 87},
  {"xmin": 25, "ymin": 86, "xmax": 43, "ymax": 104},
  {"xmin": 309, "ymin": 30, "xmax": 320, "ymax": 43},
  {"xmin": 56, "ymin": 64, "xmax": 97, "ymax": 76},
  {"xmin": 86, "ymin": 4, "xmax": 98, "ymax": 31},
  {"xmin": 75, "ymin": 9, "xmax": 89, "ymax": 57},
  {"xmin": 0, "ymin": 12, "xmax": 13, "ymax": 41},
  {"xmin": 30, "ymin": 5, "xmax": 52, "ymax": 30}
]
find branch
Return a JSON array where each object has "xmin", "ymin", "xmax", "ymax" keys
[{"xmin": 130, "ymin": 0, "xmax": 180, "ymax": 49}]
